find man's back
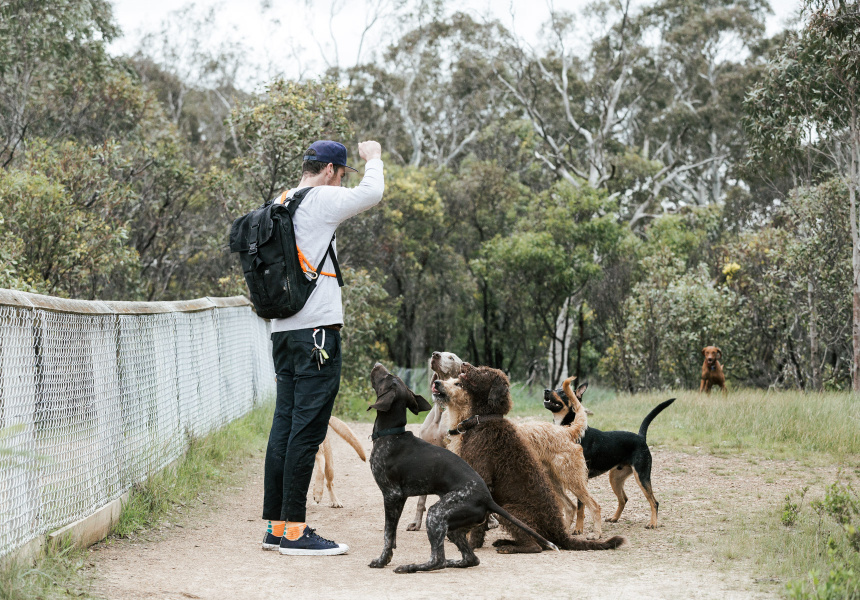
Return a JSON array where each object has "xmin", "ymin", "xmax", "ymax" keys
[{"xmin": 272, "ymin": 157, "xmax": 384, "ymax": 332}]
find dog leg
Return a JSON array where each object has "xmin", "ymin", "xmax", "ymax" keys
[
  {"xmin": 633, "ymin": 470, "xmax": 660, "ymax": 529},
  {"xmin": 445, "ymin": 528, "xmax": 480, "ymax": 568},
  {"xmin": 312, "ymin": 446, "xmax": 325, "ymax": 504},
  {"xmin": 468, "ymin": 523, "xmax": 486, "ymax": 548},
  {"xmin": 323, "ymin": 439, "xmax": 342, "ymax": 508},
  {"xmin": 369, "ymin": 496, "xmax": 406, "ymax": 568},
  {"xmin": 575, "ymin": 499, "xmax": 585, "ymax": 535},
  {"xmin": 606, "ymin": 465, "xmax": 633, "ymax": 522},
  {"xmin": 406, "ymin": 495, "xmax": 427, "ymax": 531},
  {"xmin": 575, "ymin": 489, "xmax": 602, "ymax": 538},
  {"xmin": 492, "ymin": 511, "xmax": 544, "ymax": 554},
  {"xmin": 395, "ymin": 502, "xmax": 449, "ymax": 573}
]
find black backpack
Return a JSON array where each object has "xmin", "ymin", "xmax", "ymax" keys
[{"xmin": 229, "ymin": 187, "xmax": 344, "ymax": 319}]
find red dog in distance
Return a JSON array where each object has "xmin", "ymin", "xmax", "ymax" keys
[{"xmin": 700, "ymin": 346, "xmax": 726, "ymax": 394}]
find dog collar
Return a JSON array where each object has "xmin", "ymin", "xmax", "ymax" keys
[
  {"xmin": 447, "ymin": 414, "xmax": 504, "ymax": 436},
  {"xmin": 371, "ymin": 426, "xmax": 407, "ymax": 441}
]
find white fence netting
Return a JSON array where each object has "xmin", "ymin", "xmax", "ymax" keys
[{"xmin": 0, "ymin": 291, "xmax": 274, "ymax": 559}]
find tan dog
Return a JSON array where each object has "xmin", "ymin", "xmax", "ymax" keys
[
  {"xmin": 312, "ymin": 416, "xmax": 367, "ymax": 508},
  {"xmin": 517, "ymin": 377, "xmax": 604, "ymax": 537},
  {"xmin": 405, "ymin": 351, "xmax": 463, "ymax": 531},
  {"xmin": 700, "ymin": 346, "xmax": 726, "ymax": 394}
]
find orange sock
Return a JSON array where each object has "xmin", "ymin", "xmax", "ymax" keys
[
  {"xmin": 267, "ymin": 520, "xmax": 285, "ymax": 537},
  {"xmin": 285, "ymin": 522, "xmax": 307, "ymax": 541}
]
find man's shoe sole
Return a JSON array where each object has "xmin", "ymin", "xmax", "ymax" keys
[
  {"xmin": 279, "ymin": 544, "xmax": 349, "ymax": 556},
  {"xmin": 262, "ymin": 542, "xmax": 280, "ymax": 551}
]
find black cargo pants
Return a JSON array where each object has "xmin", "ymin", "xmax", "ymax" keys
[{"xmin": 262, "ymin": 327, "xmax": 341, "ymax": 522}]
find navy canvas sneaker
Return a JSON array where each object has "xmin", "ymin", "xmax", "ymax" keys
[
  {"xmin": 262, "ymin": 531, "xmax": 281, "ymax": 551},
  {"xmin": 278, "ymin": 527, "xmax": 349, "ymax": 556}
]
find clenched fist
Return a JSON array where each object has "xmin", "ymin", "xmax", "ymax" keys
[{"xmin": 358, "ymin": 140, "xmax": 382, "ymax": 161}]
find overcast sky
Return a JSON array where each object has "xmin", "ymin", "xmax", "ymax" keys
[{"xmin": 108, "ymin": 0, "xmax": 802, "ymax": 90}]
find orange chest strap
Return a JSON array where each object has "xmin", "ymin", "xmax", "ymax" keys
[{"xmin": 278, "ymin": 190, "xmax": 337, "ymax": 279}]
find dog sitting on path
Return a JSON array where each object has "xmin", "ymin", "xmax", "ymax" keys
[
  {"xmin": 367, "ymin": 363, "xmax": 557, "ymax": 574},
  {"xmin": 700, "ymin": 346, "xmax": 726, "ymax": 394},
  {"xmin": 543, "ymin": 385, "xmax": 675, "ymax": 529},
  {"xmin": 517, "ymin": 377, "xmax": 604, "ymax": 537},
  {"xmin": 311, "ymin": 416, "xmax": 367, "ymax": 508},
  {"xmin": 433, "ymin": 363, "xmax": 626, "ymax": 553},
  {"xmin": 406, "ymin": 351, "xmax": 462, "ymax": 531}
]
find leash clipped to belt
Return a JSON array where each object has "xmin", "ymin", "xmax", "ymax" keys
[{"xmin": 447, "ymin": 414, "xmax": 504, "ymax": 436}]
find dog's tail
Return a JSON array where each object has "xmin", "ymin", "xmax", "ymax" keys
[
  {"xmin": 638, "ymin": 398, "xmax": 676, "ymax": 441},
  {"xmin": 487, "ymin": 501, "xmax": 559, "ymax": 552},
  {"xmin": 562, "ymin": 376, "xmax": 587, "ymax": 443},
  {"xmin": 328, "ymin": 416, "xmax": 367, "ymax": 461},
  {"xmin": 559, "ymin": 534, "xmax": 627, "ymax": 551}
]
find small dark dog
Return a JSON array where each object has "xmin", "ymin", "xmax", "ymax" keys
[
  {"xmin": 368, "ymin": 363, "xmax": 557, "ymax": 573},
  {"xmin": 544, "ymin": 384, "xmax": 675, "ymax": 529}
]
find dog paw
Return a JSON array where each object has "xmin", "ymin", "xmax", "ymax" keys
[
  {"xmin": 645, "ymin": 523, "xmax": 657, "ymax": 529},
  {"xmin": 369, "ymin": 558, "xmax": 390, "ymax": 568},
  {"xmin": 394, "ymin": 565, "xmax": 415, "ymax": 574},
  {"xmin": 604, "ymin": 517, "xmax": 619, "ymax": 523},
  {"xmin": 330, "ymin": 501, "xmax": 343, "ymax": 508},
  {"xmin": 405, "ymin": 521, "xmax": 421, "ymax": 531},
  {"xmin": 572, "ymin": 528, "xmax": 583, "ymax": 535}
]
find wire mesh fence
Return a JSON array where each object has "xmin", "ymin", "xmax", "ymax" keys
[{"xmin": 0, "ymin": 290, "xmax": 274, "ymax": 560}]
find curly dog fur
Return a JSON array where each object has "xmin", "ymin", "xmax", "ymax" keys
[
  {"xmin": 433, "ymin": 364, "xmax": 626, "ymax": 553},
  {"xmin": 517, "ymin": 377, "xmax": 603, "ymax": 537}
]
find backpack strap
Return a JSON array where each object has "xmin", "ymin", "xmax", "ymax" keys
[{"xmin": 282, "ymin": 187, "xmax": 345, "ymax": 287}]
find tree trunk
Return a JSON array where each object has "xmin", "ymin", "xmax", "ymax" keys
[
  {"xmin": 548, "ymin": 296, "xmax": 573, "ymax": 387},
  {"xmin": 851, "ymin": 122, "xmax": 860, "ymax": 392},
  {"xmin": 575, "ymin": 302, "xmax": 585, "ymax": 381},
  {"xmin": 808, "ymin": 273, "xmax": 821, "ymax": 391}
]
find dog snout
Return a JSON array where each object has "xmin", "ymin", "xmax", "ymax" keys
[{"xmin": 432, "ymin": 351, "xmax": 440, "ymax": 358}]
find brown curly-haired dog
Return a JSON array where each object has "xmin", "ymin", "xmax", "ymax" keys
[
  {"xmin": 432, "ymin": 364, "xmax": 626, "ymax": 553},
  {"xmin": 517, "ymin": 377, "xmax": 603, "ymax": 537}
]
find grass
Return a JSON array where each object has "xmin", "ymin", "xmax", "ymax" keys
[
  {"xmin": 339, "ymin": 378, "xmax": 860, "ymax": 461},
  {"xmin": 713, "ymin": 478, "xmax": 860, "ymax": 598},
  {"xmin": 113, "ymin": 399, "xmax": 274, "ymax": 537},
  {"xmin": 0, "ymin": 399, "xmax": 276, "ymax": 600},
  {"xmin": 0, "ymin": 538, "xmax": 95, "ymax": 600},
  {"xmin": 516, "ymin": 386, "xmax": 860, "ymax": 460}
]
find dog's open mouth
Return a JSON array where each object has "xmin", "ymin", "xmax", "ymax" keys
[
  {"xmin": 542, "ymin": 388, "xmax": 565, "ymax": 412},
  {"xmin": 543, "ymin": 398, "xmax": 564, "ymax": 412},
  {"xmin": 431, "ymin": 379, "xmax": 448, "ymax": 404}
]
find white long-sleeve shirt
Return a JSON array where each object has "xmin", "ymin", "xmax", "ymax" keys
[{"xmin": 270, "ymin": 158, "xmax": 384, "ymax": 333}]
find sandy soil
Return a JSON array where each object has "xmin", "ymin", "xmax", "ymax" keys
[{"xmin": 88, "ymin": 421, "xmax": 844, "ymax": 600}]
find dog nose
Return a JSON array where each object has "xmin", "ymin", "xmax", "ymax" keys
[
  {"xmin": 432, "ymin": 351, "xmax": 440, "ymax": 358},
  {"xmin": 544, "ymin": 388, "xmax": 550, "ymax": 393}
]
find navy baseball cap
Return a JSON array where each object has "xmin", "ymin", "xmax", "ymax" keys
[{"xmin": 303, "ymin": 140, "xmax": 358, "ymax": 172}]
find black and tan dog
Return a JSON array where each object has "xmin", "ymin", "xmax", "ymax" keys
[
  {"xmin": 368, "ymin": 363, "xmax": 557, "ymax": 573},
  {"xmin": 544, "ymin": 384, "xmax": 675, "ymax": 529}
]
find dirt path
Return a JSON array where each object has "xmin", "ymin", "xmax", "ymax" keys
[{"xmin": 88, "ymin": 421, "xmax": 842, "ymax": 600}]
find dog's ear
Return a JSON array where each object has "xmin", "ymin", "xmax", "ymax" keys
[
  {"xmin": 702, "ymin": 347, "xmax": 706, "ymax": 356},
  {"xmin": 575, "ymin": 381, "xmax": 589, "ymax": 399},
  {"xmin": 368, "ymin": 384, "xmax": 396, "ymax": 412},
  {"xmin": 716, "ymin": 347, "xmax": 722, "ymax": 360},
  {"xmin": 486, "ymin": 376, "xmax": 512, "ymax": 415},
  {"xmin": 406, "ymin": 392, "xmax": 433, "ymax": 415}
]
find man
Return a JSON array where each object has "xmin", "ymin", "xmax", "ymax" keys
[{"xmin": 261, "ymin": 139, "xmax": 383, "ymax": 556}]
